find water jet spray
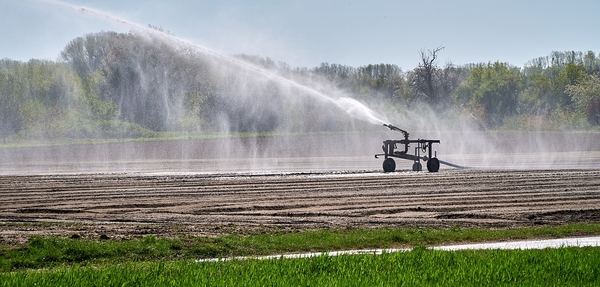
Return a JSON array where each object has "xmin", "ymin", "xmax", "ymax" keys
[{"xmin": 40, "ymin": 0, "xmax": 388, "ymax": 127}]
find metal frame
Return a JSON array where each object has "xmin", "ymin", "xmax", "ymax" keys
[{"xmin": 374, "ymin": 124, "xmax": 440, "ymax": 172}]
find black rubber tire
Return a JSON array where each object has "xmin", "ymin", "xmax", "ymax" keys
[
  {"xmin": 412, "ymin": 162, "xmax": 422, "ymax": 172},
  {"xmin": 427, "ymin": 157, "xmax": 440, "ymax": 172},
  {"xmin": 383, "ymin": 158, "xmax": 396, "ymax": 172}
]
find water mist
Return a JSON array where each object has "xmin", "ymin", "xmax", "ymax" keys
[
  {"xmin": 3, "ymin": 0, "xmax": 597, "ymax": 175},
  {"xmin": 0, "ymin": 0, "xmax": 397, "ymax": 175},
  {"xmin": 41, "ymin": 0, "xmax": 389, "ymax": 127}
]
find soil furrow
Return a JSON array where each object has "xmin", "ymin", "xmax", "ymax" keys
[{"xmin": 2, "ymin": 169, "xmax": 600, "ymax": 244}]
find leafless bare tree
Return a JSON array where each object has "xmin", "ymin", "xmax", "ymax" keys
[{"xmin": 412, "ymin": 46, "xmax": 444, "ymax": 107}]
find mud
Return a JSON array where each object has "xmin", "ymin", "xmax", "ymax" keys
[{"xmin": 2, "ymin": 169, "xmax": 600, "ymax": 246}]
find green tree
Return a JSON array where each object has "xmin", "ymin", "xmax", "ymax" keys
[
  {"xmin": 583, "ymin": 50, "xmax": 600, "ymax": 74},
  {"xmin": 566, "ymin": 74, "xmax": 600, "ymax": 124},
  {"xmin": 355, "ymin": 64, "xmax": 405, "ymax": 99},
  {"xmin": 522, "ymin": 54, "xmax": 587, "ymax": 122},
  {"xmin": 454, "ymin": 62, "xmax": 524, "ymax": 127},
  {"xmin": 551, "ymin": 62, "xmax": 586, "ymax": 108},
  {"xmin": 521, "ymin": 72, "xmax": 553, "ymax": 114},
  {"xmin": 0, "ymin": 62, "xmax": 23, "ymax": 139}
]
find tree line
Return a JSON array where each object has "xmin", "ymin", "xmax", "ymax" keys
[
  {"xmin": 1, "ymin": 30, "xmax": 599, "ymax": 141},
  {"xmin": 309, "ymin": 48, "xmax": 600, "ymax": 130}
]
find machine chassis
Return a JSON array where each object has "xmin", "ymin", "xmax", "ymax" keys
[{"xmin": 374, "ymin": 124, "xmax": 440, "ymax": 172}]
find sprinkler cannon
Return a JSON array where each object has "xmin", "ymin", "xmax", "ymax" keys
[{"xmin": 375, "ymin": 124, "xmax": 441, "ymax": 172}]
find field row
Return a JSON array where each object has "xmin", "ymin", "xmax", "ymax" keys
[{"xmin": 1, "ymin": 169, "xmax": 599, "ymax": 232}]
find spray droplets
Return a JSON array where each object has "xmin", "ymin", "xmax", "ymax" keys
[
  {"xmin": 44, "ymin": 0, "xmax": 389, "ymax": 127},
  {"xmin": 333, "ymin": 97, "xmax": 388, "ymax": 125}
]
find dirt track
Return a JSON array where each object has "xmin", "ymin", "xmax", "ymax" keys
[{"xmin": 1, "ymin": 169, "xmax": 600, "ymax": 245}]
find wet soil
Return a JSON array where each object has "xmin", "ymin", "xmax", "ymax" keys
[{"xmin": 2, "ymin": 169, "xmax": 600, "ymax": 246}]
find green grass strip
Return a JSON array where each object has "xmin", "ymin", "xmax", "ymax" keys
[
  {"xmin": 1, "ymin": 223, "xmax": 600, "ymax": 272},
  {"xmin": 2, "ymin": 247, "xmax": 599, "ymax": 286}
]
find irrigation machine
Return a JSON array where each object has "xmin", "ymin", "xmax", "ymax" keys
[{"xmin": 375, "ymin": 124, "xmax": 449, "ymax": 172}]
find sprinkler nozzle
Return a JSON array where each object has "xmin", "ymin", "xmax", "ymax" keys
[
  {"xmin": 384, "ymin": 123, "xmax": 400, "ymax": 131},
  {"xmin": 383, "ymin": 123, "xmax": 409, "ymax": 138}
]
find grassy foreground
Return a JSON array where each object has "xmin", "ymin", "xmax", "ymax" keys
[
  {"xmin": 2, "ymin": 223, "xmax": 600, "ymax": 272},
  {"xmin": 1, "ymin": 247, "xmax": 599, "ymax": 286},
  {"xmin": 1, "ymin": 223, "xmax": 600, "ymax": 286}
]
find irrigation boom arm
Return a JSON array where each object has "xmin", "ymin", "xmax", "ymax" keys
[{"xmin": 383, "ymin": 124, "xmax": 409, "ymax": 140}]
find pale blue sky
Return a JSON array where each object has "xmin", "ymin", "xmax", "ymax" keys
[{"xmin": 2, "ymin": 0, "xmax": 599, "ymax": 70}]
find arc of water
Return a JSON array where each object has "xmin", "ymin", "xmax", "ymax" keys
[{"xmin": 40, "ymin": 0, "xmax": 389, "ymax": 126}]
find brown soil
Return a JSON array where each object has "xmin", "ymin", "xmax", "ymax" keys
[{"xmin": 2, "ymin": 169, "xmax": 600, "ymax": 246}]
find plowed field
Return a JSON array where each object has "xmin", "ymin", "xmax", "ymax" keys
[
  {"xmin": 2, "ymin": 169, "xmax": 600, "ymax": 245},
  {"xmin": 2, "ymin": 132, "xmax": 600, "ymax": 245}
]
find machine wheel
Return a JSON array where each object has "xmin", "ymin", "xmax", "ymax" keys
[
  {"xmin": 427, "ymin": 157, "xmax": 440, "ymax": 172},
  {"xmin": 412, "ymin": 162, "xmax": 422, "ymax": 171},
  {"xmin": 383, "ymin": 158, "xmax": 396, "ymax": 172}
]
